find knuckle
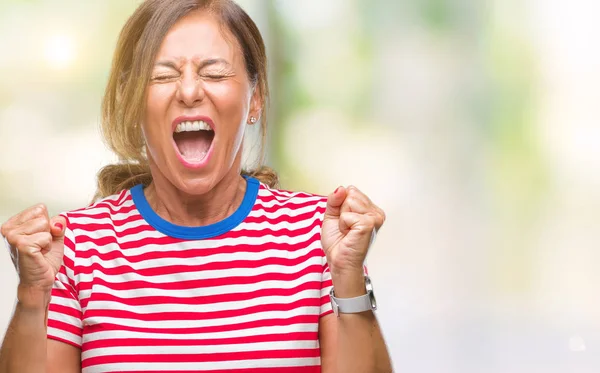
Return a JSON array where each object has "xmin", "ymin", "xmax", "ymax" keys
[
  {"xmin": 14, "ymin": 236, "xmax": 29, "ymax": 250},
  {"xmin": 0, "ymin": 222, "xmax": 9, "ymax": 237},
  {"xmin": 378, "ymin": 208, "xmax": 386, "ymax": 222},
  {"xmin": 33, "ymin": 204, "xmax": 47, "ymax": 216},
  {"xmin": 363, "ymin": 214, "xmax": 376, "ymax": 228}
]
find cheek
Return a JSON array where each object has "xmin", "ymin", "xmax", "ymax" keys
[
  {"xmin": 206, "ymin": 83, "xmax": 249, "ymax": 141},
  {"xmin": 143, "ymin": 85, "xmax": 175, "ymax": 156},
  {"xmin": 207, "ymin": 81, "xmax": 250, "ymax": 117}
]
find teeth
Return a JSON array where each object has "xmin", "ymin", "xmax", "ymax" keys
[{"xmin": 175, "ymin": 121, "xmax": 212, "ymax": 133}]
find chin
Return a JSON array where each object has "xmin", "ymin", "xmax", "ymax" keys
[{"xmin": 172, "ymin": 172, "xmax": 219, "ymax": 196}]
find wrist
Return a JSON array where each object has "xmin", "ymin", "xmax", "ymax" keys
[
  {"xmin": 330, "ymin": 270, "xmax": 367, "ymax": 298},
  {"xmin": 17, "ymin": 284, "xmax": 52, "ymax": 311}
]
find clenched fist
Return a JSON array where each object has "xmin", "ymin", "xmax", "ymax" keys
[
  {"xmin": 321, "ymin": 185, "xmax": 385, "ymax": 296},
  {"xmin": 1, "ymin": 204, "xmax": 66, "ymax": 306}
]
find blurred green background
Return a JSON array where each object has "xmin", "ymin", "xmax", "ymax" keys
[{"xmin": 2, "ymin": 0, "xmax": 600, "ymax": 371}]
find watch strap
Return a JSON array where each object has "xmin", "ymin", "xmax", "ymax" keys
[{"xmin": 330, "ymin": 290, "xmax": 374, "ymax": 313}]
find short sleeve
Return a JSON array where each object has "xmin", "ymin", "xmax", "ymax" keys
[
  {"xmin": 319, "ymin": 261, "xmax": 334, "ymax": 317},
  {"xmin": 47, "ymin": 216, "xmax": 83, "ymax": 348}
]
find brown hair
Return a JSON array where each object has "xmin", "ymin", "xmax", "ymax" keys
[{"xmin": 95, "ymin": 0, "xmax": 278, "ymax": 200}]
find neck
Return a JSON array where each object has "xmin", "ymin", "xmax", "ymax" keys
[{"xmin": 144, "ymin": 163, "xmax": 247, "ymax": 227}]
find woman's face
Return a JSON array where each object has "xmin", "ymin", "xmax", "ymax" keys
[{"xmin": 143, "ymin": 10, "xmax": 259, "ymax": 195}]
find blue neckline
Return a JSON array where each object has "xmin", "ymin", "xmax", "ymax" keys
[{"xmin": 130, "ymin": 177, "xmax": 259, "ymax": 240}]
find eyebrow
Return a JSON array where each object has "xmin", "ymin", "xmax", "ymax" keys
[{"xmin": 154, "ymin": 58, "xmax": 231, "ymax": 70}]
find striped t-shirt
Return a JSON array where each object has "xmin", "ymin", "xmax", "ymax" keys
[{"xmin": 47, "ymin": 177, "xmax": 334, "ymax": 372}]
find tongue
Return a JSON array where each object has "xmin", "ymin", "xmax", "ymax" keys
[{"xmin": 174, "ymin": 131, "xmax": 213, "ymax": 162}]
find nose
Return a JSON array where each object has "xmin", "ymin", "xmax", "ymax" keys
[{"xmin": 175, "ymin": 72, "xmax": 205, "ymax": 107}]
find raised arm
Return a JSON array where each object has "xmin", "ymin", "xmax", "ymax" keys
[
  {"xmin": 0, "ymin": 205, "xmax": 80, "ymax": 373},
  {"xmin": 319, "ymin": 186, "xmax": 393, "ymax": 373}
]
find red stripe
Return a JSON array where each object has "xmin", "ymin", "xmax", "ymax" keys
[
  {"xmin": 69, "ymin": 211, "xmax": 144, "ymax": 226},
  {"xmin": 243, "ymin": 210, "xmax": 324, "ymax": 225},
  {"xmin": 83, "ymin": 348, "xmax": 320, "ymax": 367},
  {"xmin": 88, "ymin": 281, "xmax": 320, "ymax": 306},
  {"xmin": 78, "ymin": 264, "xmax": 323, "ymax": 292},
  {"xmin": 85, "ymin": 314, "xmax": 318, "ymax": 335},
  {"xmin": 82, "ymin": 331, "xmax": 318, "ymax": 350},
  {"xmin": 47, "ymin": 334, "xmax": 81, "ymax": 349},
  {"xmin": 260, "ymin": 187, "xmax": 324, "ymax": 200},
  {"xmin": 123, "ymin": 367, "xmax": 320, "ymax": 373},
  {"xmin": 47, "ymin": 319, "xmax": 82, "ymax": 337},
  {"xmin": 75, "ymin": 250, "xmax": 322, "ymax": 277},
  {"xmin": 75, "ymin": 234, "xmax": 322, "ymax": 262},
  {"xmin": 69, "ymin": 204, "xmax": 137, "ymax": 220},
  {"xmin": 73, "ymin": 220, "xmax": 321, "ymax": 248},
  {"xmin": 253, "ymin": 200, "xmax": 325, "ymax": 214},
  {"xmin": 48, "ymin": 302, "xmax": 82, "ymax": 319},
  {"xmin": 85, "ymin": 298, "xmax": 320, "ymax": 321},
  {"xmin": 75, "ymin": 239, "xmax": 321, "ymax": 265}
]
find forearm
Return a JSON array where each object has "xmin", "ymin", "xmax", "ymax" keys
[
  {"xmin": 0, "ymin": 288, "xmax": 50, "ymax": 373},
  {"xmin": 333, "ymin": 274, "xmax": 392, "ymax": 373},
  {"xmin": 336, "ymin": 311, "xmax": 392, "ymax": 373}
]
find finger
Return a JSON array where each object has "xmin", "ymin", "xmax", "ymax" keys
[
  {"xmin": 3, "ymin": 217, "xmax": 49, "ymax": 262},
  {"xmin": 15, "ymin": 232, "xmax": 53, "ymax": 255},
  {"xmin": 12, "ymin": 204, "xmax": 49, "ymax": 228},
  {"xmin": 338, "ymin": 211, "xmax": 377, "ymax": 237},
  {"xmin": 340, "ymin": 187, "xmax": 371, "ymax": 215},
  {"xmin": 49, "ymin": 215, "xmax": 67, "ymax": 239},
  {"xmin": 3, "ymin": 235, "xmax": 17, "ymax": 268},
  {"xmin": 324, "ymin": 186, "xmax": 347, "ymax": 219},
  {"xmin": 12, "ymin": 217, "xmax": 51, "ymax": 236}
]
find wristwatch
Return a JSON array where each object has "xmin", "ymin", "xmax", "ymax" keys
[{"xmin": 329, "ymin": 275, "xmax": 377, "ymax": 317}]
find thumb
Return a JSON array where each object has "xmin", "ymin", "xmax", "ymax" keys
[
  {"xmin": 49, "ymin": 215, "xmax": 67, "ymax": 241},
  {"xmin": 324, "ymin": 186, "xmax": 347, "ymax": 219}
]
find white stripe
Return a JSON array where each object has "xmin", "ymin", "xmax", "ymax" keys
[
  {"xmin": 75, "ymin": 223, "xmax": 322, "ymax": 254},
  {"xmin": 74, "ymin": 241, "xmax": 321, "ymax": 270},
  {"xmin": 47, "ymin": 326, "xmax": 81, "ymax": 346},
  {"xmin": 74, "ymin": 237, "xmax": 321, "ymax": 261},
  {"xmin": 245, "ymin": 203, "xmax": 325, "ymax": 220},
  {"xmin": 82, "ymin": 196, "xmax": 134, "ymax": 211},
  {"xmin": 84, "ymin": 357, "xmax": 321, "ymax": 373},
  {"xmin": 84, "ymin": 271, "xmax": 320, "ymax": 299},
  {"xmin": 50, "ymin": 295, "xmax": 80, "ymax": 309},
  {"xmin": 70, "ymin": 216, "xmax": 147, "ymax": 231},
  {"xmin": 72, "ymin": 208, "xmax": 140, "ymax": 222},
  {"xmin": 83, "ymin": 323, "xmax": 318, "ymax": 342},
  {"xmin": 87, "ymin": 288, "xmax": 320, "ymax": 314},
  {"xmin": 82, "ymin": 340, "xmax": 317, "ymax": 360},
  {"xmin": 84, "ymin": 306, "xmax": 320, "ymax": 329},
  {"xmin": 253, "ymin": 197, "xmax": 325, "ymax": 209},
  {"xmin": 48, "ymin": 310, "xmax": 82, "ymax": 329},
  {"xmin": 77, "ymin": 257, "xmax": 323, "ymax": 284},
  {"xmin": 74, "ymin": 217, "xmax": 321, "ymax": 246},
  {"xmin": 258, "ymin": 188, "xmax": 322, "ymax": 200}
]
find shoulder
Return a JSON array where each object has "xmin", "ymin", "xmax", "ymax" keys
[
  {"xmin": 61, "ymin": 188, "xmax": 135, "ymax": 224},
  {"xmin": 256, "ymin": 181, "xmax": 328, "ymax": 211}
]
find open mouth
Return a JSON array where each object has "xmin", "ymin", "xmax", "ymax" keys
[{"xmin": 173, "ymin": 120, "xmax": 215, "ymax": 163}]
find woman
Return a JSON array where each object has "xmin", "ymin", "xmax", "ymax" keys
[{"xmin": 0, "ymin": 0, "xmax": 392, "ymax": 372}]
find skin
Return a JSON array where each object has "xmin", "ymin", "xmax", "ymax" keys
[{"xmin": 0, "ymin": 9, "xmax": 393, "ymax": 373}]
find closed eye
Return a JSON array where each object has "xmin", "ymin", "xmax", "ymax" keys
[
  {"xmin": 151, "ymin": 75, "xmax": 178, "ymax": 82},
  {"xmin": 203, "ymin": 74, "xmax": 227, "ymax": 80}
]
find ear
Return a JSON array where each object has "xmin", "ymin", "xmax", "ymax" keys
[{"xmin": 247, "ymin": 85, "xmax": 263, "ymax": 125}]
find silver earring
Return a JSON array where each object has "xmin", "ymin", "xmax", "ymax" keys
[{"xmin": 249, "ymin": 116, "xmax": 257, "ymax": 124}]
